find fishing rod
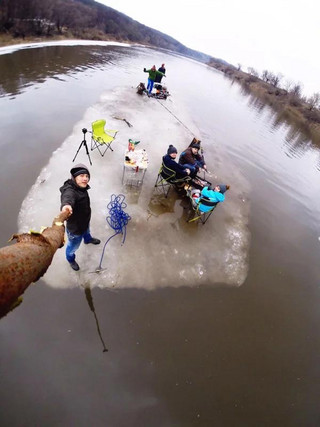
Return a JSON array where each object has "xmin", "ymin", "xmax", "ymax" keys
[
  {"xmin": 154, "ymin": 98, "xmax": 196, "ymax": 136},
  {"xmin": 154, "ymin": 98, "xmax": 216, "ymax": 181}
]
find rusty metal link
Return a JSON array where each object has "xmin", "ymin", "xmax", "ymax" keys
[{"xmin": 0, "ymin": 211, "xmax": 69, "ymax": 318}]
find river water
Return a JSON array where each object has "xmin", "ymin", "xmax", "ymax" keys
[{"xmin": 0, "ymin": 42, "xmax": 320, "ymax": 426}]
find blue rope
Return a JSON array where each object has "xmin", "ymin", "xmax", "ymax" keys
[{"xmin": 97, "ymin": 194, "xmax": 131, "ymax": 271}]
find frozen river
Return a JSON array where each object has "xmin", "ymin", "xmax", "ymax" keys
[{"xmin": 1, "ymin": 41, "xmax": 320, "ymax": 426}]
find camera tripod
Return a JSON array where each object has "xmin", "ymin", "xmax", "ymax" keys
[{"xmin": 72, "ymin": 128, "xmax": 92, "ymax": 165}]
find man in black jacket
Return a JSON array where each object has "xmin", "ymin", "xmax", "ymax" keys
[
  {"xmin": 155, "ymin": 63, "xmax": 166, "ymax": 83},
  {"xmin": 162, "ymin": 145, "xmax": 191, "ymax": 179},
  {"xmin": 60, "ymin": 164, "xmax": 100, "ymax": 271}
]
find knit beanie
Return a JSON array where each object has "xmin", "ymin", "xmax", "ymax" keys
[
  {"xmin": 208, "ymin": 184, "xmax": 228, "ymax": 194},
  {"xmin": 167, "ymin": 145, "xmax": 178, "ymax": 155},
  {"xmin": 70, "ymin": 163, "xmax": 90, "ymax": 180},
  {"xmin": 191, "ymin": 142, "xmax": 200, "ymax": 149},
  {"xmin": 218, "ymin": 184, "xmax": 228, "ymax": 194}
]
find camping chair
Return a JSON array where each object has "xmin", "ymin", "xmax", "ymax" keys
[
  {"xmin": 187, "ymin": 195, "xmax": 218, "ymax": 224},
  {"xmin": 186, "ymin": 184, "xmax": 229, "ymax": 224},
  {"xmin": 154, "ymin": 161, "xmax": 191, "ymax": 197},
  {"xmin": 91, "ymin": 119, "xmax": 118, "ymax": 157}
]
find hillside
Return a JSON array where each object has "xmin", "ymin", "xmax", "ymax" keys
[{"xmin": 0, "ymin": 0, "xmax": 223, "ymax": 65}]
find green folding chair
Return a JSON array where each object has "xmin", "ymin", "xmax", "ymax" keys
[
  {"xmin": 187, "ymin": 195, "xmax": 218, "ymax": 224},
  {"xmin": 91, "ymin": 119, "xmax": 118, "ymax": 157}
]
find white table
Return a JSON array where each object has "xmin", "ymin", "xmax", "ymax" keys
[{"xmin": 122, "ymin": 148, "xmax": 148, "ymax": 186}]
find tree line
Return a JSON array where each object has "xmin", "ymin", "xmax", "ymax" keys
[
  {"xmin": 245, "ymin": 65, "xmax": 320, "ymax": 111},
  {"xmin": 208, "ymin": 58, "xmax": 320, "ymax": 125},
  {"xmin": 0, "ymin": 0, "xmax": 213, "ymax": 64}
]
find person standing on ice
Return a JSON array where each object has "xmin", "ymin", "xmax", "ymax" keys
[
  {"xmin": 155, "ymin": 63, "xmax": 166, "ymax": 83},
  {"xmin": 143, "ymin": 65, "xmax": 165, "ymax": 94},
  {"xmin": 60, "ymin": 164, "xmax": 100, "ymax": 271}
]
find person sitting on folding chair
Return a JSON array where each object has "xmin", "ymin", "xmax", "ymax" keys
[
  {"xmin": 179, "ymin": 138, "xmax": 207, "ymax": 177},
  {"xmin": 163, "ymin": 145, "xmax": 191, "ymax": 179},
  {"xmin": 192, "ymin": 184, "xmax": 228, "ymax": 212}
]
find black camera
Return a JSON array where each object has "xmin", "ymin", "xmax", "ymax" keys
[{"xmin": 82, "ymin": 128, "xmax": 87, "ymax": 134}]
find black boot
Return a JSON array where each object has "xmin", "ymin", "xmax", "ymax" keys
[
  {"xmin": 84, "ymin": 237, "xmax": 101, "ymax": 245},
  {"xmin": 69, "ymin": 260, "xmax": 80, "ymax": 271}
]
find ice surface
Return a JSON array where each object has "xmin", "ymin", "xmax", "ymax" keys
[
  {"xmin": 18, "ymin": 86, "xmax": 250, "ymax": 289},
  {"xmin": 0, "ymin": 40, "xmax": 131, "ymax": 56}
]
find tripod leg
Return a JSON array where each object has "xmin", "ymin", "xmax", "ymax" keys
[
  {"xmin": 72, "ymin": 141, "xmax": 84, "ymax": 163},
  {"xmin": 83, "ymin": 140, "xmax": 92, "ymax": 165}
]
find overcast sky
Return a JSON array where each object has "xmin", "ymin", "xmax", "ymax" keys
[{"xmin": 95, "ymin": 0, "xmax": 319, "ymax": 97}]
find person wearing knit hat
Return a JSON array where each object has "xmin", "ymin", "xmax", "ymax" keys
[
  {"xmin": 197, "ymin": 184, "xmax": 230, "ymax": 213},
  {"xmin": 71, "ymin": 165, "xmax": 91, "ymax": 180},
  {"xmin": 179, "ymin": 138, "xmax": 207, "ymax": 176},
  {"xmin": 190, "ymin": 142, "xmax": 201, "ymax": 150},
  {"xmin": 162, "ymin": 145, "xmax": 191, "ymax": 179},
  {"xmin": 60, "ymin": 163, "xmax": 100, "ymax": 271},
  {"xmin": 167, "ymin": 145, "xmax": 178, "ymax": 155}
]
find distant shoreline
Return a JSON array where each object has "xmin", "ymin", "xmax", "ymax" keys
[
  {"xmin": 1, "ymin": 34, "xmax": 319, "ymax": 144},
  {"xmin": 0, "ymin": 34, "xmax": 132, "ymax": 49}
]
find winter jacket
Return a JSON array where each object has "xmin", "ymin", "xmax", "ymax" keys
[
  {"xmin": 197, "ymin": 186, "xmax": 225, "ymax": 212},
  {"xmin": 155, "ymin": 66, "xmax": 166, "ymax": 83},
  {"xmin": 60, "ymin": 179, "xmax": 91, "ymax": 234},
  {"xmin": 179, "ymin": 146, "xmax": 204, "ymax": 166},
  {"xmin": 162, "ymin": 154, "xmax": 189, "ymax": 179},
  {"xmin": 144, "ymin": 68, "xmax": 165, "ymax": 82}
]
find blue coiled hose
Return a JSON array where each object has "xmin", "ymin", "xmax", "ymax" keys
[{"xmin": 97, "ymin": 194, "xmax": 131, "ymax": 272}]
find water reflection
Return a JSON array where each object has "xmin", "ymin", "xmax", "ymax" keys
[
  {"xmin": 84, "ymin": 285, "xmax": 108, "ymax": 353},
  {"xmin": 123, "ymin": 184, "xmax": 143, "ymax": 205},
  {"xmin": 229, "ymin": 77, "xmax": 320, "ymax": 147},
  {"xmin": 0, "ymin": 45, "xmax": 128, "ymax": 98},
  {"xmin": 148, "ymin": 191, "xmax": 203, "ymax": 236},
  {"xmin": 148, "ymin": 192, "xmax": 177, "ymax": 216},
  {"xmin": 242, "ymin": 86, "xmax": 267, "ymax": 114}
]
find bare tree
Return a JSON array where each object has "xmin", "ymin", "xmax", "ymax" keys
[
  {"xmin": 284, "ymin": 79, "xmax": 294, "ymax": 92},
  {"xmin": 237, "ymin": 63, "xmax": 242, "ymax": 71},
  {"xmin": 261, "ymin": 70, "xmax": 270, "ymax": 82},
  {"xmin": 307, "ymin": 92, "xmax": 320, "ymax": 110},
  {"xmin": 270, "ymin": 72, "xmax": 283, "ymax": 88},
  {"xmin": 247, "ymin": 67, "xmax": 259, "ymax": 77},
  {"xmin": 262, "ymin": 70, "xmax": 278, "ymax": 85},
  {"xmin": 290, "ymin": 83, "xmax": 303, "ymax": 98}
]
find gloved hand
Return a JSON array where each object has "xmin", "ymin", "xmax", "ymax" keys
[{"xmin": 143, "ymin": 68, "xmax": 146, "ymax": 72}]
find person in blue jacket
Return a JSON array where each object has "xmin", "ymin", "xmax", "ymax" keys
[
  {"xmin": 162, "ymin": 145, "xmax": 191, "ymax": 180},
  {"xmin": 193, "ymin": 184, "xmax": 228, "ymax": 212}
]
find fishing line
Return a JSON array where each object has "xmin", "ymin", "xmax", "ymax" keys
[
  {"xmin": 155, "ymin": 98, "xmax": 214, "ymax": 180},
  {"xmin": 155, "ymin": 98, "xmax": 195, "ymax": 137}
]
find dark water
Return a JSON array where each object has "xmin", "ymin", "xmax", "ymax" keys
[{"xmin": 1, "ymin": 43, "xmax": 320, "ymax": 426}]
